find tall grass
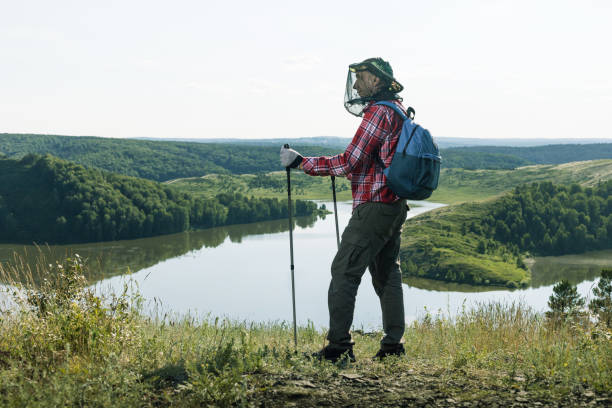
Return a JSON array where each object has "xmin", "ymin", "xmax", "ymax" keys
[
  {"xmin": 1, "ymin": 254, "xmax": 610, "ymax": 406},
  {"xmin": 407, "ymin": 302, "xmax": 611, "ymax": 390}
]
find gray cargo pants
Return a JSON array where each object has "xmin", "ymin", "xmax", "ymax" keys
[{"xmin": 327, "ymin": 199, "xmax": 408, "ymax": 349}]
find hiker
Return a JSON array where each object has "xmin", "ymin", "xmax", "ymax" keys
[{"xmin": 280, "ymin": 57, "xmax": 409, "ymax": 362}]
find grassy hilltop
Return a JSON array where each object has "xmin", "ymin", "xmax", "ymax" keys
[{"xmin": 431, "ymin": 160, "xmax": 612, "ymax": 204}]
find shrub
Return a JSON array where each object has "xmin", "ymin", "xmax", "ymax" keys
[{"xmin": 1, "ymin": 255, "xmax": 138, "ymax": 366}]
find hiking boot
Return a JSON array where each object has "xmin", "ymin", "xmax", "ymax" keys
[
  {"xmin": 372, "ymin": 344, "xmax": 405, "ymax": 360},
  {"xmin": 310, "ymin": 346, "xmax": 356, "ymax": 363}
]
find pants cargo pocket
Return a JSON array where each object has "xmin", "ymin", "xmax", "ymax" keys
[
  {"xmin": 342, "ymin": 234, "xmax": 371, "ymax": 268},
  {"xmin": 331, "ymin": 233, "xmax": 371, "ymax": 288}
]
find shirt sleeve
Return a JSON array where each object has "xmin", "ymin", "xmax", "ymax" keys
[{"xmin": 301, "ymin": 105, "xmax": 392, "ymax": 177}]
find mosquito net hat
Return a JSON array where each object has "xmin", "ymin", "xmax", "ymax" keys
[{"xmin": 344, "ymin": 57, "xmax": 404, "ymax": 117}]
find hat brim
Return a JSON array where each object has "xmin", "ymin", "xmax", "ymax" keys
[{"xmin": 349, "ymin": 63, "xmax": 403, "ymax": 94}]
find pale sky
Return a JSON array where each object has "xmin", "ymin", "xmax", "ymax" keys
[{"xmin": 1, "ymin": 0, "xmax": 611, "ymax": 140}]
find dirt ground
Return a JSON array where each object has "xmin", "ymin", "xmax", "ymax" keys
[{"xmin": 248, "ymin": 365, "xmax": 611, "ymax": 407}]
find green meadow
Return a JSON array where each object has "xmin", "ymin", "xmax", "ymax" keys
[{"xmin": 169, "ymin": 159, "xmax": 612, "ymax": 205}]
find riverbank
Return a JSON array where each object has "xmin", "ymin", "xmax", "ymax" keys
[{"xmin": 1, "ymin": 258, "xmax": 610, "ymax": 406}]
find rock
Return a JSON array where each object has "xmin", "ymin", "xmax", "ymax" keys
[
  {"xmin": 340, "ymin": 373, "xmax": 363, "ymax": 380},
  {"xmin": 279, "ymin": 387, "xmax": 310, "ymax": 399},
  {"xmin": 290, "ymin": 380, "xmax": 316, "ymax": 389},
  {"xmin": 516, "ymin": 397, "xmax": 529, "ymax": 402}
]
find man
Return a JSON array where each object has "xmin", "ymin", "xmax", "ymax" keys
[{"xmin": 280, "ymin": 57, "xmax": 409, "ymax": 362}]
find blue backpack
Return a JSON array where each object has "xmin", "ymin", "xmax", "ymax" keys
[{"xmin": 375, "ymin": 101, "xmax": 441, "ymax": 200}]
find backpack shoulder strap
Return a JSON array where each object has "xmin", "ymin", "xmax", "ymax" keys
[
  {"xmin": 374, "ymin": 101, "xmax": 416, "ymax": 120},
  {"xmin": 374, "ymin": 101, "xmax": 408, "ymax": 121},
  {"xmin": 372, "ymin": 101, "xmax": 408, "ymax": 170}
]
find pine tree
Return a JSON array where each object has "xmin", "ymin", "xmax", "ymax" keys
[
  {"xmin": 546, "ymin": 280, "xmax": 585, "ymax": 322},
  {"xmin": 589, "ymin": 269, "xmax": 612, "ymax": 327}
]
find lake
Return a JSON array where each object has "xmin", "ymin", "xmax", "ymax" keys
[{"xmin": 1, "ymin": 201, "xmax": 610, "ymax": 331}]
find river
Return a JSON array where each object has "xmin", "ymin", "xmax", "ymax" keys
[{"xmin": 1, "ymin": 201, "xmax": 610, "ymax": 331}]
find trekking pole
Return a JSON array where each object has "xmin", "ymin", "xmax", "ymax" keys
[
  {"xmin": 331, "ymin": 176, "xmax": 340, "ymax": 249},
  {"xmin": 284, "ymin": 144, "xmax": 298, "ymax": 350}
]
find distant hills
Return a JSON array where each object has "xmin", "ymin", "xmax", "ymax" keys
[
  {"xmin": 0, "ymin": 133, "xmax": 339, "ymax": 182},
  {"xmin": 133, "ymin": 136, "xmax": 612, "ymax": 149},
  {"xmin": 1, "ymin": 133, "xmax": 612, "ymax": 181},
  {"xmin": 447, "ymin": 144, "xmax": 612, "ymax": 165},
  {"xmin": 437, "ymin": 137, "xmax": 612, "ymax": 148},
  {"xmin": 134, "ymin": 136, "xmax": 352, "ymax": 148}
]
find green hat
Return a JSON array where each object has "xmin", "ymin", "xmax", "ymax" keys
[{"xmin": 349, "ymin": 57, "xmax": 403, "ymax": 94}]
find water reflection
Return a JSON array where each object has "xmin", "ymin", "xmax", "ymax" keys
[
  {"xmin": 402, "ymin": 249, "xmax": 612, "ymax": 293},
  {"xmin": 1, "ymin": 200, "xmax": 609, "ymax": 329},
  {"xmin": 529, "ymin": 251, "xmax": 612, "ymax": 288},
  {"xmin": 2, "ymin": 201, "xmax": 610, "ymax": 296},
  {"xmin": 0, "ymin": 214, "xmax": 320, "ymax": 284},
  {"xmin": 403, "ymin": 276, "xmax": 508, "ymax": 293}
]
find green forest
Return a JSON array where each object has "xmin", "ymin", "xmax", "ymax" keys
[
  {"xmin": 439, "ymin": 150, "xmax": 530, "ymax": 169},
  {"xmin": 400, "ymin": 180, "xmax": 612, "ymax": 287},
  {"xmin": 0, "ymin": 154, "xmax": 320, "ymax": 244},
  {"xmin": 447, "ymin": 143, "xmax": 612, "ymax": 164},
  {"xmin": 481, "ymin": 181, "xmax": 612, "ymax": 255},
  {"xmin": 0, "ymin": 133, "xmax": 339, "ymax": 181}
]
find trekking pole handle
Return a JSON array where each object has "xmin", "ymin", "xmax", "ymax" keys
[{"xmin": 283, "ymin": 144, "xmax": 293, "ymax": 171}]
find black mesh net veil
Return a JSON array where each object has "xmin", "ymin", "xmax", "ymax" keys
[{"xmin": 343, "ymin": 57, "xmax": 404, "ymax": 117}]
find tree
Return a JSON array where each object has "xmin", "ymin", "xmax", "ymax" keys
[
  {"xmin": 494, "ymin": 220, "xmax": 510, "ymax": 241},
  {"xmin": 546, "ymin": 280, "xmax": 585, "ymax": 322},
  {"xmin": 589, "ymin": 269, "xmax": 612, "ymax": 327}
]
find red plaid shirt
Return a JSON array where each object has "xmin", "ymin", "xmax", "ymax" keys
[{"xmin": 301, "ymin": 100, "xmax": 406, "ymax": 209}]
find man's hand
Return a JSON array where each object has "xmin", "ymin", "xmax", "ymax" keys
[{"xmin": 280, "ymin": 146, "xmax": 303, "ymax": 169}]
